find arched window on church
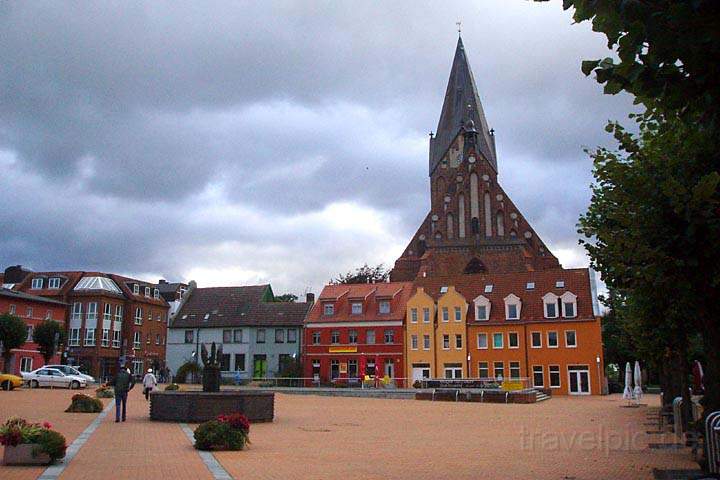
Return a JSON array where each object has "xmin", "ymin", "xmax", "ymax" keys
[
  {"xmin": 471, "ymin": 217, "xmax": 479, "ymax": 235},
  {"xmin": 496, "ymin": 211, "xmax": 505, "ymax": 237},
  {"xmin": 470, "ymin": 173, "xmax": 479, "ymax": 220},
  {"xmin": 484, "ymin": 192, "xmax": 492, "ymax": 237},
  {"xmin": 458, "ymin": 194, "xmax": 466, "ymax": 238},
  {"xmin": 447, "ymin": 213, "xmax": 454, "ymax": 239}
]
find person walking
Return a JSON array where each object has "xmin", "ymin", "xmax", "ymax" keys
[
  {"xmin": 143, "ymin": 368, "xmax": 158, "ymax": 401},
  {"xmin": 112, "ymin": 365, "xmax": 135, "ymax": 423}
]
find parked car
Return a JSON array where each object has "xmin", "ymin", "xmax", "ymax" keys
[
  {"xmin": 43, "ymin": 365, "xmax": 95, "ymax": 384},
  {"xmin": 22, "ymin": 368, "xmax": 87, "ymax": 389},
  {"xmin": 0, "ymin": 373, "xmax": 24, "ymax": 391}
]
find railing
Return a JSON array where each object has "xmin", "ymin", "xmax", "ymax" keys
[
  {"xmin": 420, "ymin": 377, "xmax": 531, "ymax": 390},
  {"xmin": 226, "ymin": 377, "xmax": 409, "ymax": 389},
  {"xmin": 706, "ymin": 411, "xmax": 720, "ymax": 474}
]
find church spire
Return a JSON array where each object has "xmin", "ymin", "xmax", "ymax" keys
[{"xmin": 429, "ymin": 36, "xmax": 497, "ymax": 175}]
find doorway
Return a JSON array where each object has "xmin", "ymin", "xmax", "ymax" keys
[
  {"xmin": 253, "ymin": 355, "xmax": 267, "ymax": 379},
  {"xmin": 568, "ymin": 365, "xmax": 590, "ymax": 395}
]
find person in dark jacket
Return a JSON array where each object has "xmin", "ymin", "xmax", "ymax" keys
[{"xmin": 111, "ymin": 365, "xmax": 135, "ymax": 422}]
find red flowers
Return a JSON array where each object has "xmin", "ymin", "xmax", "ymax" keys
[
  {"xmin": 216, "ymin": 413, "xmax": 250, "ymax": 433},
  {"xmin": 43, "ymin": 422, "xmax": 53, "ymax": 429}
]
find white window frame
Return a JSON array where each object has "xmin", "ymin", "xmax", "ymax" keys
[
  {"xmin": 311, "ymin": 331, "xmax": 321, "ymax": 345},
  {"xmin": 31, "ymin": 277, "xmax": 43, "ymax": 289},
  {"xmin": 133, "ymin": 284, "xmax": 140, "ymax": 295},
  {"xmin": 134, "ymin": 307, "xmax": 142, "ymax": 325},
  {"xmin": 101, "ymin": 328, "xmax": 110, "ymax": 347},
  {"xmin": 410, "ymin": 308, "xmax": 418, "ymax": 323},
  {"xmin": 351, "ymin": 302, "xmax": 362, "ymax": 315},
  {"xmin": 441, "ymin": 307, "xmax": 449, "ymax": 322},
  {"xmin": 531, "ymin": 331, "xmax": 542, "ymax": 348},
  {"xmin": 69, "ymin": 328, "xmax": 80, "ymax": 346},
  {"xmin": 112, "ymin": 330, "xmax": 121, "ymax": 348},
  {"xmin": 20, "ymin": 357, "xmax": 33, "ymax": 372},
  {"xmin": 144, "ymin": 286, "xmax": 151, "ymax": 297},
  {"xmin": 26, "ymin": 325, "xmax": 33, "ymax": 341},
  {"xmin": 442, "ymin": 334, "xmax": 450, "ymax": 350},
  {"xmin": 454, "ymin": 306, "xmax": 462, "ymax": 322},
  {"xmin": 509, "ymin": 361, "xmax": 521, "ymax": 379},
  {"xmin": 455, "ymin": 334, "xmax": 463, "ymax": 350},
  {"xmin": 133, "ymin": 331, "xmax": 141, "ymax": 349},
  {"xmin": 9, "ymin": 304, "xmax": 16, "ymax": 315},
  {"xmin": 549, "ymin": 365, "xmax": 561, "ymax": 388},
  {"xmin": 103, "ymin": 303, "xmax": 112, "ymax": 321},
  {"xmin": 492, "ymin": 332, "xmax": 503, "ymax": 349},
  {"xmin": 423, "ymin": 308, "xmax": 430, "ymax": 323},
  {"xmin": 532, "ymin": 365, "xmax": 544, "ymax": 388},
  {"xmin": 493, "ymin": 361, "xmax": 504, "ymax": 381},
  {"xmin": 115, "ymin": 305, "xmax": 123, "ymax": 323},
  {"xmin": 565, "ymin": 330, "xmax": 577, "ymax": 348},
  {"xmin": 561, "ymin": 291, "xmax": 578, "ymax": 318},
  {"xmin": 477, "ymin": 333, "xmax": 488, "ymax": 349},
  {"xmin": 478, "ymin": 362, "xmax": 489, "ymax": 379},
  {"xmin": 378, "ymin": 300, "xmax": 390, "ymax": 314},
  {"xmin": 154, "ymin": 288, "xmax": 160, "ymax": 299},
  {"xmin": 323, "ymin": 303, "xmax": 334, "ymax": 316},
  {"xmin": 508, "ymin": 331, "xmax": 519, "ymax": 349},
  {"xmin": 542, "ymin": 292, "xmax": 559, "ymax": 318},
  {"xmin": 411, "ymin": 334, "xmax": 418, "ymax": 350},
  {"xmin": 423, "ymin": 334, "xmax": 430, "ymax": 350},
  {"xmin": 84, "ymin": 328, "xmax": 96, "ymax": 346},
  {"xmin": 48, "ymin": 277, "xmax": 61, "ymax": 289},
  {"xmin": 547, "ymin": 331, "xmax": 559, "ymax": 348},
  {"xmin": 86, "ymin": 302, "xmax": 97, "ymax": 321},
  {"xmin": 503, "ymin": 293, "xmax": 521, "ymax": 320},
  {"xmin": 474, "ymin": 294, "xmax": 491, "ymax": 321}
]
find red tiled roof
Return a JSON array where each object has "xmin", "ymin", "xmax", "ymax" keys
[
  {"xmin": 108, "ymin": 274, "xmax": 170, "ymax": 307},
  {"xmin": 413, "ymin": 268, "xmax": 596, "ymax": 323},
  {"xmin": 306, "ymin": 282, "xmax": 414, "ymax": 324}
]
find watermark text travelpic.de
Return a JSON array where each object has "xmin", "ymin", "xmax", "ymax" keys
[{"xmin": 520, "ymin": 426, "xmax": 676, "ymax": 455}]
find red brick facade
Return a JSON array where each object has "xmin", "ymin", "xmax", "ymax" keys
[
  {"xmin": 0, "ymin": 289, "xmax": 67, "ymax": 375},
  {"xmin": 303, "ymin": 283, "xmax": 412, "ymax": 387}
]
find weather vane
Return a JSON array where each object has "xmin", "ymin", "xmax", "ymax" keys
[{"xmin": 456, "ymin": 21, "xmax": 462, "ymax": 35}]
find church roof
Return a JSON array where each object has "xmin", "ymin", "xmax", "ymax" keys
[{"xmin": 430, "ymin": 36, "xmax": 496, "ymax": 174}]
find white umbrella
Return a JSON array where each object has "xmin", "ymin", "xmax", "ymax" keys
[
  {"xmin": 633, "ymin": 361, "xmax": 643, "ymax": 401},
  {"xmin": 622, "ymin": 362, "xmax": 633, "ymax": 400}
]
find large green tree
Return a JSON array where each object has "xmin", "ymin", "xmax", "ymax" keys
[
  {"xmin": 32, "ymin": 320, "xmax": 65, "ymax": 364},
  {"xmin": 332, "ymin": 264, "xmax": 389, "ymax": 285},
  {"xmin": 0, "ymin": 313, "xmax": 29, "ymax": 373}
]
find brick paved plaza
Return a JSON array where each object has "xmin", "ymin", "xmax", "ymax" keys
[{"xmin": 0, "ymin": 388, "xmax": 697, "ymax": 480}]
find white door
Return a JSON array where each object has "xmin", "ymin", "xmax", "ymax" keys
[
  {"xmin": 568, "ymin": 369, "xmax": 591, "ymax": 395},
  {"xmin": 384, "ymin": 362, "xmax": 394, "ymax": 378}
]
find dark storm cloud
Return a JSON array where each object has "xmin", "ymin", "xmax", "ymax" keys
[{"xmin": 0, "ymin": 1, "xmax": 634, "ymax": 293}]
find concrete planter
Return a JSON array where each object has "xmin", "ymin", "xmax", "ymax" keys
[
  {"xmin": 149, "ymin": 390, "xmax": 274, "ymax": 423},
  {"xmin": 2, "ymin": 444, "xmax": 51, "ymax": 465}
]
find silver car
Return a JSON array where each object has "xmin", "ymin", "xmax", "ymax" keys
[
  {"xmin": 23, "ymin": 367, "xmax": 88, "ymax": 389},
  {"xmin": 44, "ymin": 364, "xmax": 95, "ymax": 384}
]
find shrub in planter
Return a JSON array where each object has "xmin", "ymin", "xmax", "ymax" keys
[
  {"xmin": 175, "ymin": 361, "xmax": 201, "ymax": 384},
  {"xmin": 164, "ymin": 383, "xmax": 180, "ymax": 391},
  {"xmin": 65, "ymin": 393, "xmax": 103, "ymax": 413},
  {"xmin": 412, "ymin": 380, "xmax": 422, "ymax": 389},
  {"xmin": 95, "ymin": 385, "xmax": 114, "ymax": 398},
  {"xmin": 0, "ymin": 417, "xmax": 67, "ymax": 464},
  {"xmin": 193, "ymin": 413, "xmax": 250, "ymax": 451}
]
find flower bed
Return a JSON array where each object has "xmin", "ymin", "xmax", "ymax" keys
[
  {"xmin": 0, "ymin": 417, "xmax": 67, "ymax": 465},
  {"xmin": 65, "ymin": 393, "xmax": 104, "ymax": 413},
  {"xmin": 95, "ymin": 385, "xmax": 115, "ymax": 398},
  {"xmin": 164, "ymin": 383, "xmax": 180, "ymax": 391},
  {"xmin": 193, "ymin": 413, "xmax": 251, "ymax": 451}
]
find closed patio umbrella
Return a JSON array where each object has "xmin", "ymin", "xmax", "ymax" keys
[
  {"xmin": 692, "ymin": 360, "xmax": 704, "ymax": 394},
  {"xmin": 633, "ymin": 361, "xmax": 642, "ymax": 402},
  {"xmin": 622, "ymin": 362, "xmax": 633, "ymax": 400}
]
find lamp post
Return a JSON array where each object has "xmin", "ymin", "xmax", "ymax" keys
[{"xmin": 596, "ymin": 355, "xmax": 602, "ymax": 395}]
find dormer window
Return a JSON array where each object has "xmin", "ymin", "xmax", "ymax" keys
[
  {"xmin": 484, "ymin": 284, "xmax": 493, "ymax": 293},
  {"xmin": 31, "ymin": 278, "xmax": 43, "ymax": 289},
  {"xmin": 543, "ymin": 292, "xmax": 559, "ymax": 319},
  {"xmin": 144, "ymin": 287, "xmax": 151, "ymax": 297},
  {"xmin": 504, "ymin": 294, "xmax": 521, "ymax": 320},
  {"xmin": 378, "ymin": 300, "xmax": 390, "ymax": 314},
  {"xmin": 526, "ymin": 282, "xmax": 535, "ymax": 290},
  {"xmin": 351, "ymin": 302, "xmax": 362, "ymax": 315},
  {"xmin": 323, "ymin": 303, "xmax": 334, "ymax": 316},
  {"xmin": 561, "ymin": 292, "xmax": 577, "ymax": 318},
  {"xmin": 48, "ymin": 277, "xmax": 61, "ymax": 289},
  {"xmin": 153, "ymin": 288, "xmax": 160, "ymax": 299},
  {"xmin": 473, "ymin": 295, "xmax": 491, "ymax": 321},
  {"xmin": 555, "ymin": 280, "xmax": 565, "ymax": 288},
  {"xmin": 133, "ymin": 284, "xmax": 140, "ymax": 295}
]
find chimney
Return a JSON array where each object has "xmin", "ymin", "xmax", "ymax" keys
[
  {"xmin": 158, "ymin": 279, "xmax": 167, "ymax": 284},
  {"xmin": 306, "ymin": 292, "xmax": 315, "ymax": 304}
]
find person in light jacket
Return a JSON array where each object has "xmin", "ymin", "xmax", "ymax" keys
[{"xmin": 142, "ymin": 368, "xmax": 158, "ymax": 401}]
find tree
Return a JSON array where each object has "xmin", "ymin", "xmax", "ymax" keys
[
  {"xmin": 0, "ymin": 313, "xmax": 29, "ymax": 373},
  {"xmin": 332, "ymin": 264, "xmax": 389, "ymax": 284},
  {"xmin": 274, "ymin": 293, "xmax": 298, "ymax": 303},
  {"xmin": 32, "ymin": 320, "xmax": 65, "ymax": 364}
]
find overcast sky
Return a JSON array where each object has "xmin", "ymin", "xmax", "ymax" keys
[{"xmin": 0, "ymin": 1, "xmax": 634, "ymax": 297}]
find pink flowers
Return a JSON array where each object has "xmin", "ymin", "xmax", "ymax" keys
[
  {"xmin": 216, "ymin": 413, "xmax": 250, "ymax": 433},
  {"xmin": 43, "ymin": 422, "xmax": 53, "ymax": 429}
]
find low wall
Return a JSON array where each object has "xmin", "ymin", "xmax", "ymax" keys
[
  {"xmin": 415, "ymin": 389, "xmax": 539, "ymax": 404},
  {"xmin": 150, "ymin": 390, "xmax": 274, "ymax": 422}
]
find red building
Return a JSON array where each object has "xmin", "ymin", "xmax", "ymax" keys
[
  {"xmin": 5, "ymin": 266, "xmax": 170, "ymax": 380},
  {"xmin": 0, "ymin": 288, "xmax": 67, "ymax": 375},
  {"xmin": 303, "ymin": 282, "xmax": 412, "ymax": 387}
]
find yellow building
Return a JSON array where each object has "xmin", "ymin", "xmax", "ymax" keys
[
  {"xmin": 435, "ymin": 286, "xmax": 468, "ymax": 379},
  {"xmin": 405, "ymin": 287, "xmax": 436, "ymax": 382}
]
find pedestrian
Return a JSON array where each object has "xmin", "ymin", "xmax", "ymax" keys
[
  {"xmin": 143, "ymin": 368, "xmax": 158, "ymax": 401},
  {"xmin": 111, "ymin": 365, "xmax": 135, "ymax": 423}
]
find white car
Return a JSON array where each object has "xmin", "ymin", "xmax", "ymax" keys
[
  {"xmin": 44, "ymin": 365, "xmax": 95, "ymax": 384},
  {"xmin": 23, "ymin": 367, "xmax": 88, "ymax": 389}
]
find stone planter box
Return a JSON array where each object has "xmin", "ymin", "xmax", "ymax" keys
[
  {"xmin": 2, "ymin": 444, "xmax": 51, "ymax": 465},
  {"xmin": 150, "ymin": 390, "xmax": 274, "ymax": 423}
]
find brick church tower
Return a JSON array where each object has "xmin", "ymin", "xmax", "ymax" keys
[{"xmin": 391, "ymin": 37, "xmax": 560, "ymax": 281}]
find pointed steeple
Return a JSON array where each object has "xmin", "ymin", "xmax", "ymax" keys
[{"xmin": 430, "ymin": 36, "xmax": 497, "ymax": 174}]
